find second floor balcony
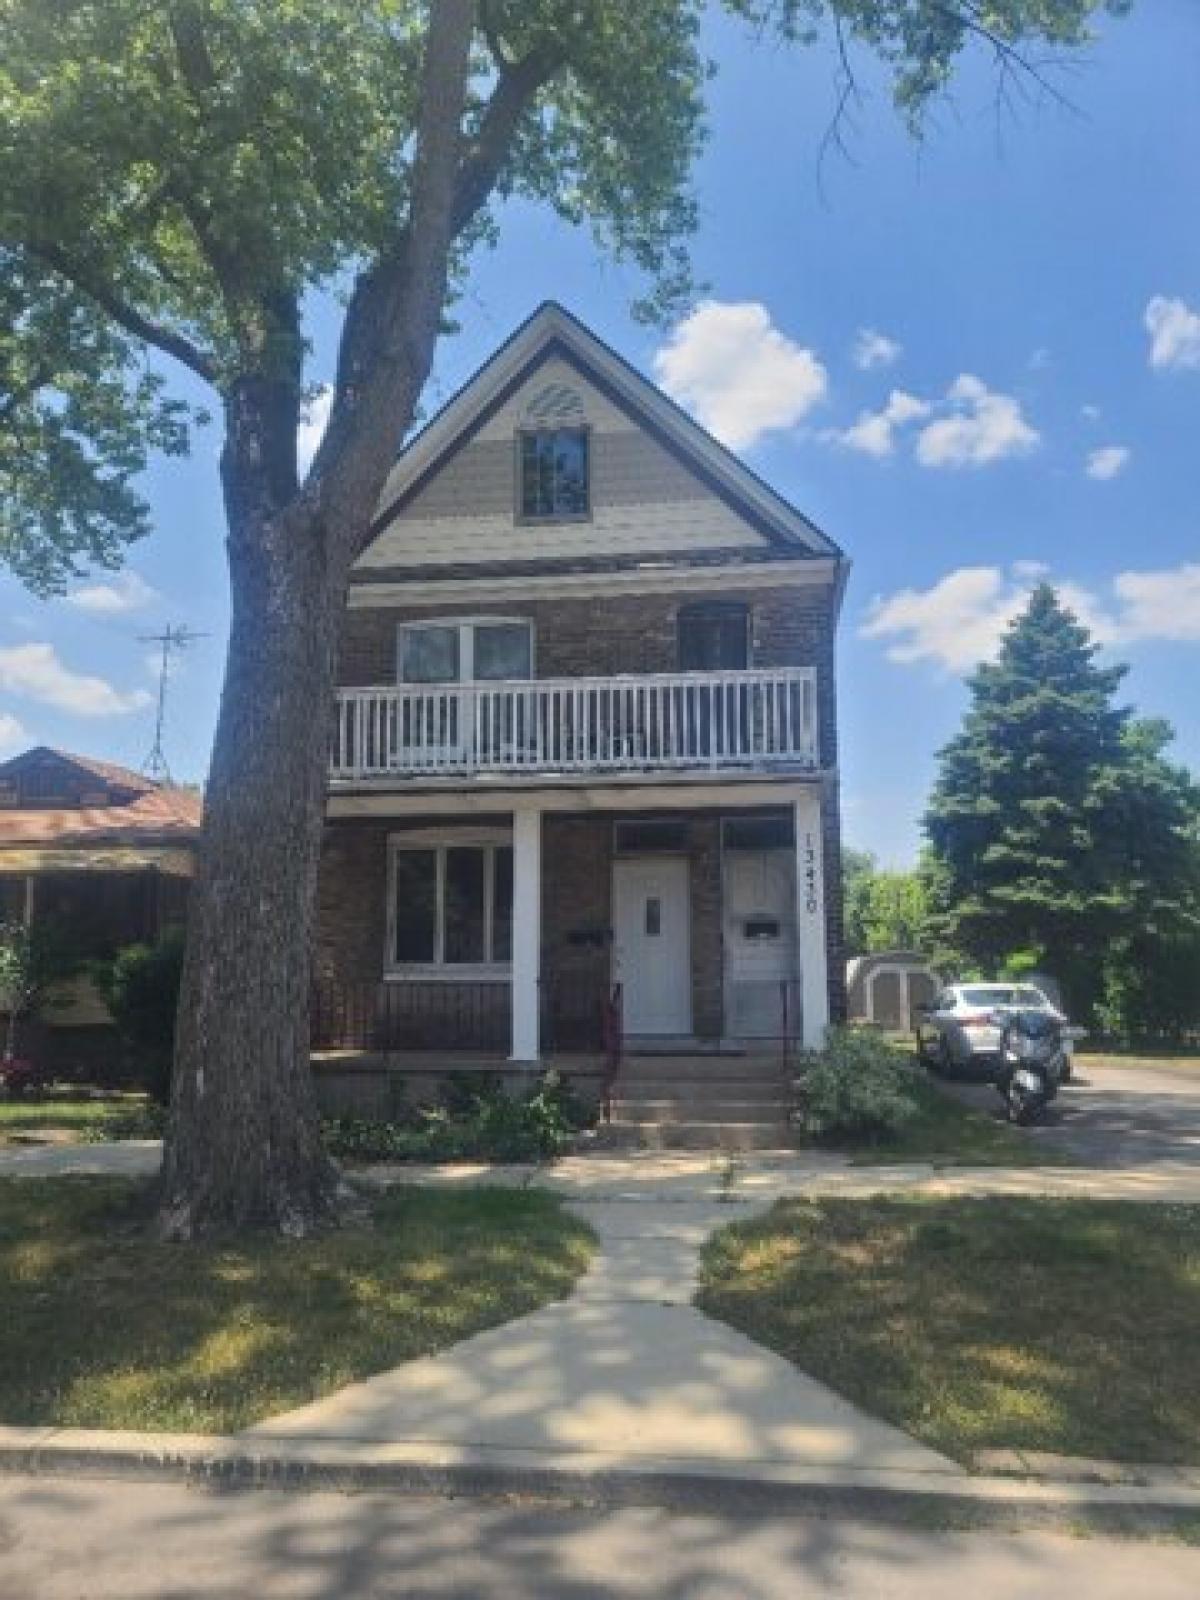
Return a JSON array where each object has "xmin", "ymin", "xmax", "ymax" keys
[{"xmin": 330, "ymin": 666, "xmax": 820, "ymax": 784}]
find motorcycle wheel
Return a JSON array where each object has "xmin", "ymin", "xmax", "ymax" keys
[{"xmin": 1008, "ymin": 1086, "xmax": 1044, "ymax": 1127}]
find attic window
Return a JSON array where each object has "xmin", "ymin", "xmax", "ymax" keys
[{"xmin": 518, "ymin": 428, "xmax": 589, "ymax": 521}]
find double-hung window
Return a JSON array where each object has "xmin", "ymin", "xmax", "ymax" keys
[
  {"xmin": 398, "ymin": 619, "xmax": 533, "ymax": 685},
  {"xmin": 388, "ymin": 834, "xmax": 513, "ymax": 974},
  {"xmin": 518, "ymin": 428, "xmax": 589, "ymax": 520}
]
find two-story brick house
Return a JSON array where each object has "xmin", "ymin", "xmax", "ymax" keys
[{"xmin": 314, "ymin": 303, "xmax": 847, "ymax": 1112}]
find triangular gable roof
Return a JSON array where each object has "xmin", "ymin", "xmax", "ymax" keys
[
  {"xmin": 366, "ymin": 301, "xmax": 842, "ymax": 561},
  {"xmin": 0, "ymin": 746, "xmax": 154, "ymax": 799}
]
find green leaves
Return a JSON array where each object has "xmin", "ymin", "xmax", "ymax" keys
[
  {"xmin": 0, "ymin": 255, "xmax": 194, "ymax": 594},
  {"xmin": 923, "ymin": 586, "xmax": 1200, "ymax": 1018}
]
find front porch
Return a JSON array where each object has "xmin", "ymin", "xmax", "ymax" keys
[{"xmin": 314, "ymin": 779, "xmax": 836, "ymax": 1082}]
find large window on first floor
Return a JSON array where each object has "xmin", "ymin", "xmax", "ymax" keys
[{"xmin": 387, "ymin": 834, "xmax": 513, "ymax": 974}]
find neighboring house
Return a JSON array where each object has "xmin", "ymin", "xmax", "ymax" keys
[
  {"xmin": 315, "ymin": 303, "xmax": 847, "ymax": 1098},
  {"xmin": 847, "ymin": 951, "xmax": 941, "ymax": 1033},
  {"xmin": 0, "ymin": 747, "xmax": 200, "ymax": 1074}
]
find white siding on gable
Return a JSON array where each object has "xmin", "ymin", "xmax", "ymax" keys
[{"xmin": 357, "ymin": 356, "xmax": 768, "ymax": 572}]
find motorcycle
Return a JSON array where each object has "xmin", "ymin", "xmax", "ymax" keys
[{"xmin": 993, "ymin": 1008, "xmax": 1067, "ymax": 1125}]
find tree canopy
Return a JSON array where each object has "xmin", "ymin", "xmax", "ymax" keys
[
  {"xmin": 1, "ymin": 0, "xmax": 1128, "ymax": 591},
  {"xmin": 923, "ymin": 585, "xmax": 1200, "ymax": 1019},
  {"xmin": 843, "ymin": 848, "xmax": 929, "ymax": 955}
]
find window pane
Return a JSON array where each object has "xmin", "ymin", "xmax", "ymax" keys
[
  {"xmin": 491, "ymin": 847, "xmax": 513, "ymax": 962},
  {"xmin": 519, "ymin": 430, "xmax": 588, "ymax": 518},
  {"xmin": 401, "ymin": 626, "xmax": 459, "ymax": 684},
  {"xmin": 552, "ymin": 431, "xmax": 588, "ymax": 514},
  {"xmin": 392, "ymin": 850, "xmax": 437, "ymax": 963},
  {"xmin": 443, "ymin": 847, "xmax": 485, "ymax": 964},
  {"xmin": 474, "ymin": 623, "xmax": 532, "ymax": 681},
  {"xmin": 678, "ymin": 604, "xmax": 748, "ymax": 670}
]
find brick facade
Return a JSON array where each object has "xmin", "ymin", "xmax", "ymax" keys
[{"xmin": 330, "ymin": 579, "xmax": 846, "ymax": 1023}]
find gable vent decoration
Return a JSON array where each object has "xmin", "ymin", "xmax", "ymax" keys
[{"xmin": 523, "ymin": 383, "xmax": 586, "ymax": 426}]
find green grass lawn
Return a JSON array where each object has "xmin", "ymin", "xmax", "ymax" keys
[
  {"xmin": 0, "ymin": 1177, "xmax": 594, "ymax": 1433},
  {"xmin": 813, "ymin": 1074, "xmax": 1064, "ymax": 1167},
  {"xmin": 697, "ymin": 1196, "xmax": 1200, "ymax": 1468},
  {"xmin": 0, "ymin": 1095, "xmax": 158, "ymax": 1142}
]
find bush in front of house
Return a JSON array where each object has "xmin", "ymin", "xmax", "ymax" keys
[
  {"xmin": 323, "ymin": 1070, "xmax": 591, "ymax": 1164},
  {"xmin": 793, "ymin": 1025, "xmax": 923, "ymax": 1143},
  {"xmin": 95, "ymin": 931, "xmax": 185, "ymax": 1105}
]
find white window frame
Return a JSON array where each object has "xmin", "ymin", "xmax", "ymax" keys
[
  {"xmin": 385, "ymin": 827, "xmax": 513, "ymax": 980},
  {"xmin": 395, "ymin": 617, "xmax": 536, "ymax": 686}
]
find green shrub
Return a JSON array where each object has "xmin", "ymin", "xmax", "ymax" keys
[
  {"xmin": 794, "ymin": 1026, "xmax": 923, "ymax": 1143},
  {"xmin": 95, "ymin": 931, "xmax": 185, "ymax": 1105},
  {"xmin": 322, "ymin": 1070, "xmax": 592, "ymax": 1164}
]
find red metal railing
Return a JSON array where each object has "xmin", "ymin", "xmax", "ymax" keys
[{"xmin": 599, "ymin": 982, "xmax": 624, "ymax": 1123}]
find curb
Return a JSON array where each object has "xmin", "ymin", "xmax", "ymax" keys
[{"xmin": 2, "ymin": 1429, "xmax": 1200, "ymax": 1533}]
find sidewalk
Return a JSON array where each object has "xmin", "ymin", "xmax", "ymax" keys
[{"xmin": 2, "ymin": 1144, "xmax": 1200, "ymax": 1525}]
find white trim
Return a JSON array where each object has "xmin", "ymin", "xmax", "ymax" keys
[
  {"xmin": 793, "ymin": 788, "xmax": 829, "ymax": 1050},
  {"xmin": 510, "ymin": 807, "xmax": 542, "ymax": 1062},
  {"xmin": 349, "ymin": 557, "xmax": 839, "ymax": 610},
  {"xmin": 372, "ymin": 304, "xmax": 837, "ymax": 558},
  {"xmin": 385, "ymin": 832, "xmax": 514, "ymax": 978}
]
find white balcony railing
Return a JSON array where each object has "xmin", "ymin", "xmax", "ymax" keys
[{"xmin": 330, "ymin": 667, "xmax": 819, "ymax": 782}]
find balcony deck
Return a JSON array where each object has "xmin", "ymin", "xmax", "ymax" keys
[{"xmin": 330, "ymin": 666, "xmax": 818, "ymax": 785}]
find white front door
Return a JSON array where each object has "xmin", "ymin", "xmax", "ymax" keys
[
  {"xmin": 612, "ymin": 856, "xmax": 692, "ymax": 1035},
  {"xmin": 723, "ymin": 848, "xmax": 797, "ymax": 1037}
]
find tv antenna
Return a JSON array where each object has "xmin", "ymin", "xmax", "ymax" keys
[{"xmin": 137, "ymin": 623, "xmax": 208, "ymax": 782}]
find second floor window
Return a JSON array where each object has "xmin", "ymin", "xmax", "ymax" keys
[{"xmin": 519, "ymin": 428, "xmax": 589, "ymax": 520}]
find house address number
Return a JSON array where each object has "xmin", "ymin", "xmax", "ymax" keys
[{"xmin": 802, "ymin": 829, "xmax": 820, "ymax": 917}]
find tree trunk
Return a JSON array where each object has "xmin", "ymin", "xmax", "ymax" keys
[{"xmin": 156, "ymin": 506, "xmax": 347, "ymax": 1237}]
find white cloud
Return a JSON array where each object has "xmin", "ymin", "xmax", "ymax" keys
[
  {"xmin": 861, "ymin": 567, "xmax": 1029, "ymax": 673},
  {"xmin": 653, "ymin": 301, "xmax": 828, "ymax": 450},
  {"xmin": 1112, "ymin": 563, "xmax": 1200, "ymax": 643},
  {"xmin": 298, "ymin": 384, "xmax": 334, "ymax": 472},
  {"xmin": 852, "ymin": 328, "xmax": 902, "ymax": 371},
  {"xmin": 862, "ymin": 560, "xmax": 1200, "ymax": 674},
  {"xmin": 64, "ymin": 570, "xmax": 158, "ymax": 615},
  {"xmin": 0, "ymin": 643, "xmax": 153, "ymax": 717},
  {"xmin": 837, "ymin": 389, "xmax": 930, "ymax": 457},
  {"xmin": 1145, "ymin": 295, "xmax": 1200, "ymax": 371},
  {"xmin": 1081, "ymin": 403, "xmax": 1101, "ymax": 422},
  {"xmin": 0, "ymin": 713, "xmax": 25, "ymax": 752},
  {"xmin": 915, "ymin": 374, "xmax": 1040, "ymax": 468},
  {"xmin": 1086, "ymin": 445, "xmax": 1131, "ymax": 481}
]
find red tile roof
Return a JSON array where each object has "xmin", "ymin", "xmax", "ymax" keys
[{"xmin": 0, "ymin": 748, "xmax": 202, "ymax": 850}]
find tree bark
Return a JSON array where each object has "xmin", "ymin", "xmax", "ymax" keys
[{"xmin": 156, "ymin": 494, "xmax": 348, "ymax": 1236}]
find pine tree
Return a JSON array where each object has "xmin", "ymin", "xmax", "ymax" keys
[{"xmin": 923, "ymin": 585, "xmax": 1198, "ymax": 1017}]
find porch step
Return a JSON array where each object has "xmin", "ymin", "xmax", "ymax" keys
[
  {"xmin": 612, "ymin": 1121, "xmax": 795, "ymax": 1152},
  {"xmin": 610, "ymin": 1099, "xmax": 790, "ymax": 1126},
  {"xmin": 612, "ymin": 1078, "xmax": 787, "ymax": 1104},
  {"xmin": 617, "ymin": 1056, "xmax": 785, "ymax": 1081},
  {"xmin": 625, "ymin": 1039, "xmax": 748, "ymax": 1058}
]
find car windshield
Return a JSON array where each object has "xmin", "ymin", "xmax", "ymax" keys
[
  {"xmin": 1014, "ymin": 987, "xmax": 1049, "ymax": 1007},
  {"xmin": 959, "ymin": 986, "xmax": 1017, "ymax": 1006}
]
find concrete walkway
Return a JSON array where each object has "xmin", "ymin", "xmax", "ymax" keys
[{"xmin": 246, "ymin": 1187, "xmax": 953, "ymax": 1475}]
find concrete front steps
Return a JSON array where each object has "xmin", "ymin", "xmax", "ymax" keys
[{"xmin": 607, "ymin": 1053, "xmax": 794, "ymax": 1151}]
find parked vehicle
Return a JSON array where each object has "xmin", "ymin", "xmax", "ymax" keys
[
  {"xmin": 915, "ymin": 982, "xmax": 1077, "ymax": 1078},
  {"xmin": 993, "ymin": 1008, "xmax": 1068, "ymax": 1125}
]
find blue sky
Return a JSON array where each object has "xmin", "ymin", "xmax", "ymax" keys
[{"xmin": 2, "ymin": 2, "xmax": 1197, "ymax": 865}]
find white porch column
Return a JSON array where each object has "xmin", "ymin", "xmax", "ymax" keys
[
  {"xmin": 510, "ymin": 804, "xmax": 543, "ymax": 1063},
  {"xmin": 793, "ymin": 787, "xmax": 830, "ymax": 1050}
]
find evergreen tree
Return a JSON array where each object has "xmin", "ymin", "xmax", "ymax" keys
[{"xmin": 924, "ymin": 585, "xmax": 1198, "ymax": 1017}]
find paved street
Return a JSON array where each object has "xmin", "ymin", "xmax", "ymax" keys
[
  {"xmin": 1, "ymin": 1475, "xmax": 1198, "ymax": 1600},
  {"xmin": 939, "ymin": 1057, "xmax": 1200, "ymax": 1167}
]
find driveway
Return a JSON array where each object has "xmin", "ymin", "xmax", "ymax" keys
[{"xmin": 938, "ymin": 1057, "xmax": 1200, "ymax": 1168}]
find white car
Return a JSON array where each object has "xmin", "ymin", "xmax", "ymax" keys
[{"xmin": 915, "ymin": 982, "xmax": 1076, "ymax": 1078}]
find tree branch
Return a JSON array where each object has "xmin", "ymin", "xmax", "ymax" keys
[
  {"xmin": 18, "ymin": 240, "xmax": 218, "ymax": 385},
  {"xmin": 451, "ymin": 40, "xmax": 564, "ymax": 236}
]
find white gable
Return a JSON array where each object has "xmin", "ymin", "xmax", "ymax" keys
[{"xmin": 356, "ymin": 354, "xmax": 769, "ymax": 572}]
